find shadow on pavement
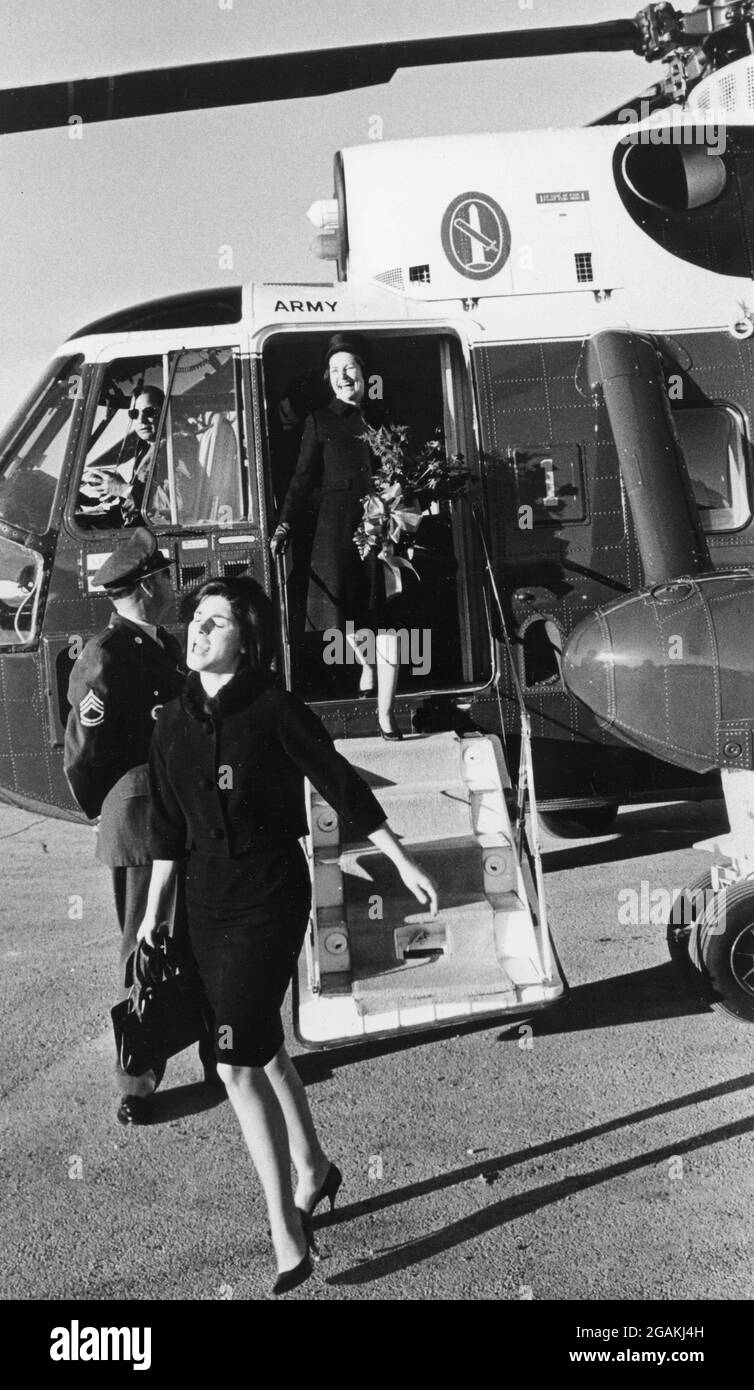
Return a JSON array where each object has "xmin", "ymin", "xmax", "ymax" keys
[
  {"xmin": 293, "ymin": 799, "xmax": 726, "ymax": 1082},
  {"xmin": 294, "ymin": 961, "xmax": 710, "ymax": 1085},
  {"xmin": 322, "ymin": 1071, "xmax": 754, "ymax": 1286},
  {"xmin": 149, "ymin": 1080, "xmax": 226, "ymax": 1123},
  {"xmin": 292, "ymin": 1013, "xmax": 517, "ymax": 1085},
  {"xmin": 542, "ymin": 802, "xmax": 729, "ymax": 873},
  {"xmin": 498, "ymin": 961, "xmax": 710, "ymax": 1037}
]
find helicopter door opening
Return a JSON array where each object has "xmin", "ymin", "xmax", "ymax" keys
[{"xmin": 261, "ymin": 329, "xmax": 490, "ymax": 702}]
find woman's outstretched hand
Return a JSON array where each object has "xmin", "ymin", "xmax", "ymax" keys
[
  {"xmin": 397, "ymin": 854, "xmax": 438, "ymax": 917},
  {"xmin": 368, "ymin": 825, "xmax": 439, "ymax": 917}
]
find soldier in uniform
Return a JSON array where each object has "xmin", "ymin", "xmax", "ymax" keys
[{"xmin": 64, "ymin": 527, "xmax": 216, "ymax": 1124}]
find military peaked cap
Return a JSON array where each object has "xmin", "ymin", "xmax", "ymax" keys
[{"xmin": 93, "ymin": 527, "xmax": 170, "ymax": 591}]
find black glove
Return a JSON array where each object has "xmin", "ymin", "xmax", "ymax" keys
[{"xmin": 270, "ymin": 523, "xmax": 291, "ymax": 558}]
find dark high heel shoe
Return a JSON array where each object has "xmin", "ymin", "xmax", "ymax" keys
[
  {"xmin": 271, "ymin": 1249, "xmax": 312, "ymax": 1297},
  {"xmin": 299, "ymin": 1162, "xmax": 343, "ymax": 1217},
  {"xmin": 378, "ymin": 717, "xmax": 403, "ymax": 742},
  {"xmin": 271, "ymin": 1216, "xmax": 314, "ymax": 1297}
]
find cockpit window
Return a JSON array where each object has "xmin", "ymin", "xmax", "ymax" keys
[
  {"xmin": 75, "ymin": 348, "xmax": 247, "ymax": 530},
  {"xmin": 144, "ymin": 347, "xmax": 246, "ymax": 527},
  {"xmin": 76, "ymin": 356, "xmax": 165, "ymax": 529},
  {"xmin": 0, "ymin": 355, "xmax": 84, "ymax": 534}
]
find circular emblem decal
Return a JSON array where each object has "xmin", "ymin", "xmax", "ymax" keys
[{"xmin": 441, "ymin": 191, "xmax": 511, "ymax": 280}]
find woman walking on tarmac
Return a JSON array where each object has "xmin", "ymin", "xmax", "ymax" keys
[{"xmin": 137, "ymin": 575, "xmax": 436, "ymax": 1295}]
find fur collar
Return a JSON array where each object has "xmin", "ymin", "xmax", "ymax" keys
[
  {"xmin": 182, "ymin": 667, "xmax": 276, "ymax": 724},
  {"xmin": 327, "ymin": 398, "xmax": 363, "ymax": 418}
]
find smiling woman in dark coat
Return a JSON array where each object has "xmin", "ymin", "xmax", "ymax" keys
[
  {"xmin": 137, "ymin": 575, "xmax": 436, "ymax": 1295},
  {"xmin": 271, "ymin": 334, "xmax": 407, "ymax": 739}
]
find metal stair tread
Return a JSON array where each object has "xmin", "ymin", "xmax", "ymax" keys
[
  {"xmin": 327, "ymin": 832, "xmax": 507, "ymax": 860},
  {"xmin": 298, "ymin": 727, "xmax": 560, "ymax": 1039},
  {"xmin": 352, "ymin": 954, "xmax": 519, "ymax": 1010}
]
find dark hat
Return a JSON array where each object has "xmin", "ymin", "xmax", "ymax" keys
[
  {"xmin": 322, "ymin": 333, "xmax": 370, "ymax": 370},
  {"xmin": 93, "ymin": 527, "xmax": 171, "ymax": 591}
]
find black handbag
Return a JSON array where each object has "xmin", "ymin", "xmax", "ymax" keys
[{"xmin": 111, "ymin": 935, "xmax": 212, "ymax": 1077}]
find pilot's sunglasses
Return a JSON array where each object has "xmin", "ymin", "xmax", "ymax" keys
[{"xmin": 128, "ymin": 405, "xmax": 160, "ymax": 420}]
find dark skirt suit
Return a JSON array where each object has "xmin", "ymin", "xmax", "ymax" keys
[
  {"xmin": 148, "ymin": 669, "xmax": 386, "ymax": 1066},
  {"xmin": 278, "ymin": 399, "xmax": 386, "ymax": 633}
]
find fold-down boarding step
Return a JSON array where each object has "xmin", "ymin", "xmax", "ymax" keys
[{"xmin": 295, "ymin": 731, "xmax": 566, "ymax": 1049}]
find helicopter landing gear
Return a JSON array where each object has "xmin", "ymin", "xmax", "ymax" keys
[
  {"xmin": 692, "ymin": 882, "xmax": 754, "ymax": 1024},
  {"xmin": 666, "ymin": 869, "xmax": 754, "ymax": 1023},
  {"xmin": 665, "ymin": 869, "xmax": 712, "ymax": 993}
]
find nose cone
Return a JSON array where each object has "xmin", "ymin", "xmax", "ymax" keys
[
  {"xmin": 564, "ymin": 581, "xmax": 720, "ymax": 774},
  {"xmin": 561, "ymin": 610, "xmax": 614, "ymax": 728}
]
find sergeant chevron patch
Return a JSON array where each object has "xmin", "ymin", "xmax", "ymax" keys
[{"xmin": 79, "ymin": 689, "xmax": 105, "ymax": 726}]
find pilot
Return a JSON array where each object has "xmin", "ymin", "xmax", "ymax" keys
[
  {"xmin": 63, "ymin": 527, "xmax": 215, "ymax": 1124},
  {"xmin": 78, "ymin": 386, "xmax": 165, "ymax": 528}
]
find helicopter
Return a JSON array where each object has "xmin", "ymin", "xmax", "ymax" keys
[{"xmin": 1, "ymin": 0, "xmax": 754, "ymax": 1044}]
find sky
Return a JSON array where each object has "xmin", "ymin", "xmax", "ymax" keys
[{"xmin": 0, "ymin": 0, "xmax": 653, "ymax": 424}]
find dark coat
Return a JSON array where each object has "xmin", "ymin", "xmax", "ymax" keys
[
  {"xmin": 147, "ymin": 669, "xmax": 386, "ymax": 860},
  {"xmin": 64, "ymin": 615, "xmax": 185, "ymax": 865},
  {"xmin": 278, "ymin": 399, "xmax": 383, "ymax": 631}
]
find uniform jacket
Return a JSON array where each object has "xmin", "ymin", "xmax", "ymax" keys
[
  {"xmin": 278, "ymin": 399, "xmax": 383, "ymax": 630},
  {"xmin": 148, "ymin": 668, "xmax": 386, "ymax": 860},
  {"xmin": 64, "ymin": 615, "xmax": 185, "ymax": 866}
]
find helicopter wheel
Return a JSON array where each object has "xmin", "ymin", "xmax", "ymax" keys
[
  {"xmin": 694, "ymin": 882, "xmax": 754, "ymax": 1024},
  {"xmin": 538, "ymin": 804, "xmax": 618, "ymax": 839},
  {"xmin": 666, "ymin": 869, "xmax": 713, "ymax": 990}
]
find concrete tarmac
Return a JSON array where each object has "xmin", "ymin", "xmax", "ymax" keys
[{"xmin": 1, "ymin": 798, "xmax": 752, "ymax": 1302}]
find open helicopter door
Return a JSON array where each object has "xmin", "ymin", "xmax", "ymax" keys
[{"xmin": 255, "ymin": 325, "xmax": 566, "ymax": 1047}]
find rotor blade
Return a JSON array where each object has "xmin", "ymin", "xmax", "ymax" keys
[{"xmin": 0, "ymin": 21, "xmax": 643, "ymax": 135}]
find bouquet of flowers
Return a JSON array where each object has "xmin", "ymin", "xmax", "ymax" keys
[{"xmin": 354, "ymin": 423, "xmax": 470, "ymax": 596}]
